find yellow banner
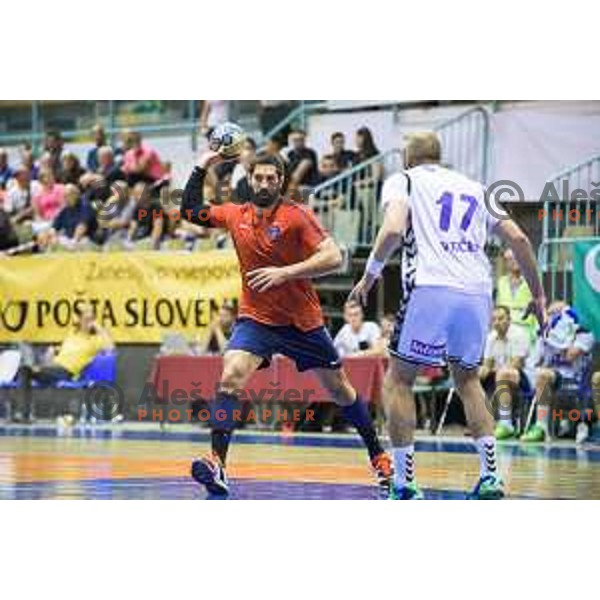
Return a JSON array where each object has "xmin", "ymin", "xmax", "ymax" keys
[{"xmin": 0, "ymin": 251, "xmax": 241, "ymax": 344}]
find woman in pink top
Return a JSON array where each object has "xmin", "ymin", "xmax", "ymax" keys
[
  {"xmin": 32, "ymin": 168, "xmax": 65, "ymax": 224},
  {"xmin": 122, "ymin": 130, "xmax": 164, "ymax": 184}
]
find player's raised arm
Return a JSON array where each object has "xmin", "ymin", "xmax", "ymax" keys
[
  {"xmin": 181, "ymin": 150, "xmax": 223, "ymax": 227},
  {"xmin": 349, "ymin": 183, "xmax": 409, "ymax": 305},
  {"xmin": 495, "ymin": 218, "xmax": 546, "ymax": 328}
]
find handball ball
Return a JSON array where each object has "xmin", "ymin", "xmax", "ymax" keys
[{"xmin": 209, "ymin": 122, "xmax": 246, "ymax": 158}]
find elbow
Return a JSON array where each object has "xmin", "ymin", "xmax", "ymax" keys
[{"xmin": 330, "ymin": 245, "xmax": 344, "ymax": 270}]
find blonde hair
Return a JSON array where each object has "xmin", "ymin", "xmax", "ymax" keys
[{"xmin": 404, "ymin": 131, "xmax": 441, "ymax": 167}]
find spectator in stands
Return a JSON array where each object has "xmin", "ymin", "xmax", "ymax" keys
[
  {"xmin": 61, "ymin": 152, "xmax": 85, "ymax": 186},
  {"xmin": 127, "ymin": 181, "xmax": 164, "ymax": 249},
  {"xmin": 371, "ymin": 313, "xmax": 396, "ymax": 356},
  {"xmin": 86, "ymin": 124, "xmax": 108, "ymax": 171},
  {"xmin": 230, "ymin": 137, "xmax": 257, "ymax": 203},
  {"xmin": 43, "ymin": 130, "xmax": 64, "ymax": 179},
  {"xmin": 200, "ymin": 301, "xmax": 237, "ymax": 354},
  {"xmin": 94, "ymin": 182, "xmax": 135, "ymax": 246},
  {"xmin": 265, "ymin": 136, "xmax": 288, "ymax": 163},
  {"xmin": 20, "ymin": 145, "xmax": 39, "ymax": 181},
  {"xmin": 97, "ymin": 146, "xmax": 125, "ymax": 182},
  {"xmin": 46, "ymin": 184, "xmax": 97, "ymax": 248},
  {"xmin": 121, "ymin": 130, "xmax": 164, "ymax": 186},
  {"xmin": 521, "ymin": 301, "xmax": 595, "ymax": 444},
  {"xmin": 199, "ymin": 100, "xmax": 230, "ymax": 137},
  {"xmin": 354, "ymin": 126, "xmax": 383, "ymax": 185},
  {"xmin": 31, "ymin": 168, "xmax": 65, "ymax": 234},
  {"xmin": 333, "ymin": 299, "xmax": 382, "ymax": 357},
  {"xmin": 0, "ymin": 207, "xmax": 19, "ymax": 252},
  {"xmin": 4, "ymin": 166, "xmax": 35, "ymax": 224},
  {"xmin": 479, "ymin": 305, "xmax": 531, "ymax": 440},
  {"xmin": 0, "ymin": 148, "xmax": 14, "ymax": 189},
  {"xmin": 16, "ymin": 307, "xmax": 114, "ymax": 423},
  {"xmin": 286, "ymin": 129, "xmax": 319, "ymax": 188},
  {"xmin": 496, "ymin": 248, "xmax": 537, "ymax": 343},
  {"xmin": 330, "ymin": 132, "xmax": 357, "ymax": 171}
]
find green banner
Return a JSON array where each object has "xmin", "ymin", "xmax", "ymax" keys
[{"xmin": 573, "ymin": 239, "xmax": 600, "ymax": 339}]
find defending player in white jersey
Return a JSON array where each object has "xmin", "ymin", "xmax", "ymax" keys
[{"xmin": 350, "ymin": 132, "xmax": 546, "ymax": 499}]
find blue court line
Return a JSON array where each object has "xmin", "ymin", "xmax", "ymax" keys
[
  {"xmin": 1, "ymin": 425, "xmax": 599, "ymax": 463},
  {"xmin": 0, "ymin": 476, "xmax": 539, "ymax": 500}
]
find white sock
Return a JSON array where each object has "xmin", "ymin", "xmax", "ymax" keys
[
  {"xmin": 475, "ymin": 436, "xmax": 497, "ymax": 477},
  {"xmin": 498, "ymin": 407, "xmax": 513, "ymax": 427},
  {"xmin": 393, "ymin": 445, "xmax": 415, "ymax": 488},
  {"xmin": 536, "ymin": 405, "xmax": 549, "ymax": 433}
]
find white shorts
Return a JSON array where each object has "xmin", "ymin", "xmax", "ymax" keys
[{"xmin": 390, "ymin": 286, "xmax": 492, "ymax": 370}]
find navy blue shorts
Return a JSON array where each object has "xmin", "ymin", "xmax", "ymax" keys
[{"xmin": 226, "ymin": 318, "xmax": 341, "ymax": 372}]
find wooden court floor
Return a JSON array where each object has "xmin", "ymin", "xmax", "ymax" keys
[{"xmin": 1, "ymin": 423, "xmax": 599, "ymax": 499}]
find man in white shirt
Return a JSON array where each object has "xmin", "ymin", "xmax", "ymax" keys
[
  {"xmin": 523, "ymin": 301, "xmax": 595, "ymax": 444},
  {"xmin": 333, "ymin": 299, "xmax": 382, "ymax": 358},
  {"xmin": 480, "ymin": 305, "xmax": 531, "ymax": 440},
  {"xmin": 350, "ymin": 131, "xmax": 545, "ymax": 499}
]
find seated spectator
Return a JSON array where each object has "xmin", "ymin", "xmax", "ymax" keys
[
  {"xmin": 61, "ymin": 151, "xmax": 85, "ymax": 185},
  {"xmin": 31, "ymin": 168, "xmax": 65, "ymax": 235},
  {"xmin": 333, "ymin": 299, "xmax": 382, "ymax": 357},
  {"xmin": 4, "ymin": 166, "xmax": 36, "ymax": 224},
  {"xmin": 20, "ymin": 144, "xmax": 39, "ymax": 181},
  {"xmin": 265, "ymin": 136, "xmax": 288, "ymax": 163},
  {"xmin": 94, "ymin": 182, "xmax": 135, "ymax": 246},
  {"xmin": 286, "ymin": 129, "xmax": 319, "ymax": 188},
  {"xmin": 371, "ymin": 313, "xmax": 396, "ymax": 357},
  {"xmin": 16, "ymin": 308, "xmax": 114, "ymax": 423},
  {"xmin": 97, "ymin": 146, "xmax": 125, "ymax": 182},
  {"xmin": 86, "ymin": 124, "xmax": 108, "ymax": 171},
  {"xmin": 127, "ymin": 182, "xmax": 164, "ymax": 249},
  {"xmin": 199, "ymin": 301, "xmax": 237, "ymax": 354},
  {"xmin": 230, "ymin": 137, "xmax": 257, "ymax": 203},
  {"xmin": 0, "ymin": 207, "xmax": 19, "ymax": 251},
  {"xmin": 479, "ymin": 305, "xmax": 531, "ymax": 440},
  {"xmin": 521, "ymin": 301, "xmax": 595, "ymax": 444},
  {"xmin": 45, "ymin": 184, "xmax": 97, "ymax": 249},
  {"xmin": 121, "ymin": 130, "xmax": 164, "ymax": 187},
  {"xmin": 330, "ymin": 132, "xmax": 357, "ymax": 171},
  {"xmin": 0, "ymin": 148, "xmax": 14, "ymax": 189}
]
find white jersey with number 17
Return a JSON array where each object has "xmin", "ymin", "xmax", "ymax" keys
[{"xmin": 381, "ymin": 164, "xmax": 500, "ymax": 295}]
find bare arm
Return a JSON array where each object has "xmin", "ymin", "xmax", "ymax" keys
[
  {"xmin": 93, "ymin": 323, "xmax": 115, "ymax": 352},
  {"xmin": 349, "ymin": 195, "xmax": 408, "ymax": 305},
  {"xmin": 246, "ymin": 237, "xmax": 343, "ymax": 292}
]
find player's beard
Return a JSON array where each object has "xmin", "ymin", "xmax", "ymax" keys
[{"xmin": 250, "ymin": 188, "xmax": 279, "ymax": 208}]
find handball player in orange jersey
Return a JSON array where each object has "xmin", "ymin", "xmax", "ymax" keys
[{"xmin": 181, "ymin": 129, "xmax": 392, "ymax": 498}]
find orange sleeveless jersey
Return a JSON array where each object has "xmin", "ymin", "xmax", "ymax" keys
[{"xmin": 209, "ymin": 201, "xmax": 327, "ymax": 331}]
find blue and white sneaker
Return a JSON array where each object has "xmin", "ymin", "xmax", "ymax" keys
[
  {"xmin": 191, "ymin": 454, "xmax": 230, "ymax": 498},
  {"xmin": 467, "ymin": 473, "xmax": 505, "ymax": 500}
]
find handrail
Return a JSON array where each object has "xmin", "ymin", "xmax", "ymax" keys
[{"xmin": 546, "ymin": 152, "xmax": 600, "ymax": 185}]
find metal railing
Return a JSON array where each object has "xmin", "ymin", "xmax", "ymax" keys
[
  {"xmin": 542, "ymin": 153, "xmax": 600, "ymax": 242},
  {"xmin": 0, "ymin": 100, "xmax": 203, "ymax": 152},
  {"xmin": 310, "ymin": 105, "xmax": 491, "ymax": 249},
  {"xmin": 435, "ymin": 105, "xmax": 490, "ymax": 184},
  {"xmin": 310, "ymin": 149, "xmax": 403, "ymax": 249}
]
